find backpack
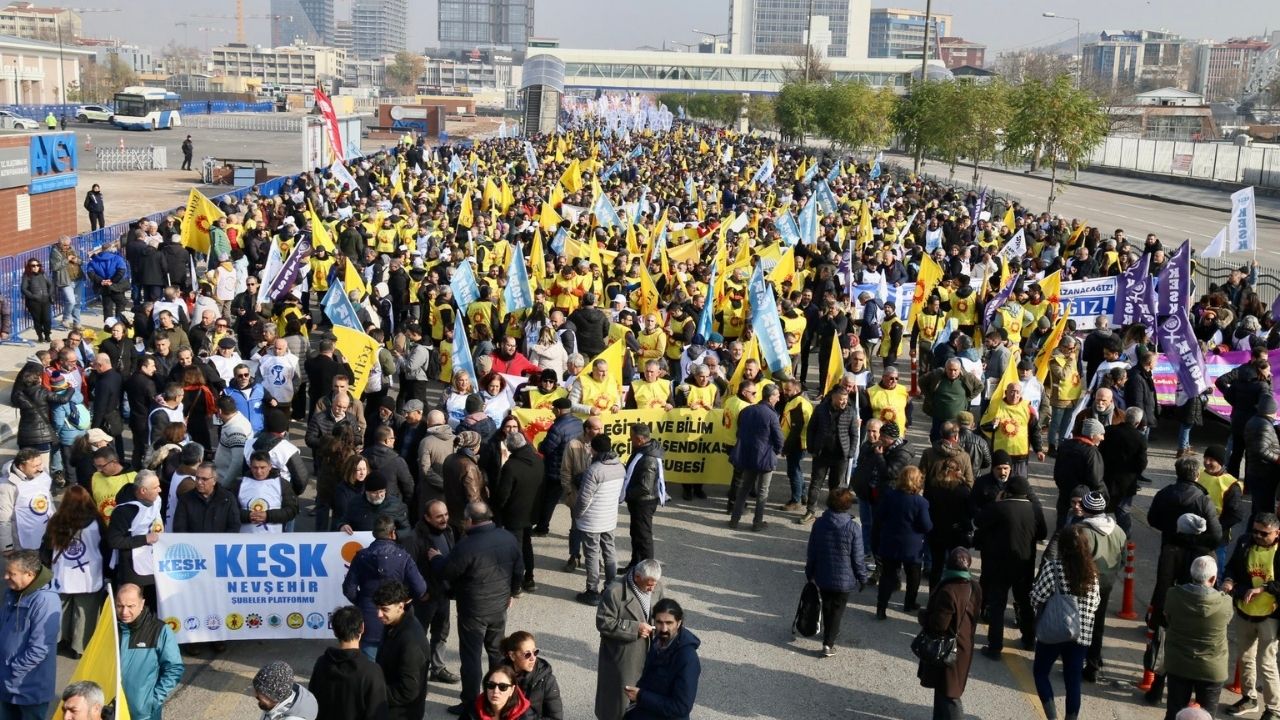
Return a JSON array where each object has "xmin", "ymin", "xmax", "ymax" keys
[{"xmin": 66, "ymin": 402, "xmax": 91, "ymax": 431}]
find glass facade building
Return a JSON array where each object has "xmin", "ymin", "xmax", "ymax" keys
[{"xmin": 438, "ymin": 0, "xmax": 535, "ymax": 51}]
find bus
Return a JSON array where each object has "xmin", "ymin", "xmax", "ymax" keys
[{"xmin": 111, "ymin": 86, "xmax": 182, "ymax": 130}]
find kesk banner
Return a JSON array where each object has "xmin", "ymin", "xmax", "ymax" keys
[
  {"xmin": 154, "ymin": 532, "xmax": 373, "ymax": 643},
  {"xmin": 512, "ymin": 407, "xmax": 733, "ymax": 484}
]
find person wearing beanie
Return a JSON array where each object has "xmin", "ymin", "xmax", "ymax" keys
[
  {"xmin": 241, "ymin": 409, "xmax": 310, "ymax": 520},
  {"xmin": 974, "ymin": 472, "xmax": 1047, "ymax": 659},
  {"xmin": 917, "ymin": 547, "xmax": 982, "ymax": 719},
  {"xmin": 1146, "ymin": 456, "xmax": 1225, "ymax": 704},
  {"xmin": 457, "ymin": 393, "xmax": 498, "ymax": 444},
  {"xmin": 522, "ymin": 368, "xmax": 568, "ymax": 411},
  {"xmin": 1245, "ymin": 391, "xmax": 1280, "ymax": 520},
  {"xmin": 970, "ymin": 449, "xmax": 1013, "ymax": 518},
  {"xmin": 338, "ymin": 470, "xmax": 410, "ymax": 537},
  {"xmin": 253, "ymin": 660, "xmax": 319, "ymax": 720},
  {"xmin": 1074, "ymin": 490, "xmax": 1128, "ymax": 683},
  {"xmin": 441, "ymin": 431, "xmax": 485, "ymax": 535},
  {"xmin": 1052, "ymin": 417, "xmax": 1106, "ymax": 529},
  {"xmin": 1222, "ymin": 512, "xmax": 1280, "ymax": 718},
  {"xmin": 1196, "ymin": 444, "xmax": 1247, "ymax": 576}
]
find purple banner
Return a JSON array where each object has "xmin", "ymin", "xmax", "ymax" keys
[
  {"xmin": 983, "ymin": 271, "xmax": 1020, "ymax": 329},
  {"xmin": 1156, "ymin": 240, "xmax": 1190, "ymax": 317},
  {"xmin": 266, "ymin": 240, "xmax": 313, "ymax": 301},
  {"xmin": 1154, "ymin": 348, "xmax": 1280, "ymax": 421},
  {"xmin": 1156, "ymin": 310, "xmax": 1211, "ymax": 398},
  {"xmin": 1112, "ymin": 257, "xmax": 1156, "ymax": 327}
]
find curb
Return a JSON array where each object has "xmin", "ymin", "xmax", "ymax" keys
[{"xmin": 975, "ymin": 163, "xmax": 1280, "ymax": 223}]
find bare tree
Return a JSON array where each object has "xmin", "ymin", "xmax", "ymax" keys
[{"xmin": 784, "ymin": 43, "xmax": 830, "ymax": 84}]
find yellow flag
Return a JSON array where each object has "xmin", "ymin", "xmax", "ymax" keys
[
  {"xmin": 636, "ymin": 264, "xmax": 659, "ymax": 318},
  {"xmin": 539, "ymin": 202, "xmax": 562, "ymax": 231},
  {"xmin": 857, "ymin": 200, "xmax": 873, "ymax": 250},
  {"xmin": 1002, "ymin": 205, "xmax": 1015, "ymax": 229},
  {"xmin": 332, "ymin": 324, "xmax": 383, "ymax": 398},
  {"xmin": 307, "ymin": 205, "xmax": 335, "ymax": 252},
  {"xmin": 549, "ymin": 183, "xmax": 565, "ymax": 209},
  {"xmin": 501, "ymin": 179, "xmax": 515, "ymax": 213},
  {"xmin": 1038, "ymin": 270, "xmax": 1062, "ymax": 310},
  {"xmin": 482, "ymin": 178, "xmax": 501, "ymax": 211},
  {"xmin": 579, "ymin": 336, "xmax": 626, "ymax": 390},
  {"xmin": 1068, "ymin": 224, "xmax": 1088, "ymax": 249},
  {"xmin": 1035, "ymin": 307, "xmax": 1072, "ymax": 384},
  {"xmin": 180, "ymin": 188, "xmax": 225, "ymax": 255},
  {"xmin": 698, "ymin": 138, "xmax": 710, "ymax": 154},
  {"xmin": 626, "ymin": 221, "xmax": 641, "ymax": 255},
  {"xmin": 666, "ymin": 239, "xmax": 702, "ymax": 267},
  {"xmin": 343, "ymin": 258, "xmax": 367, "ymax": 299},
  {"xmin": 769, "ymin": 246, "xmax": 796, "ymax": 289},
  {"xmin": 728, "ymin": 336, "xmax": 761, "ymax": 395},
  {"xmin": 54, "ymin": 588, "xmax": 132, "ymax": 720},
  {"xmin": 908, "ymin": 255, "xmax": 945, "ymax": 331},
  {"xmin": 458, "ymin": 192, "xmax": 474, "ymax": 228},
  {"xmin": 982, "ymin": 348, "xmax": 1023, "ymax": 424},
  {"xmin": 529, "ymin": 229, "xmax": 546, "ymax": 285},
  {"xmin": 823, "ymin": 335, "xmax": 843, "ymax": 395},
  {"xmin": 559, "ymin": 158, "xmax": 582, "ymax": 193}
]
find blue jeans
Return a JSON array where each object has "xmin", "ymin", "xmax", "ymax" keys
[
  {"xmin": 787, "ymin": 451, "xmax": 806, "ymax": 504},
  {"xmin": 1034, "ymin": 641, "xmax": 1087, "ymax": 718},
  {"xmin": 59, "ymin": 284, "xmax": 80, "ymax": 326},
  {"xmin": 1178, "ymin": 422, "xmax": 1192, "ymax": 451},
  {"xmin": 1049, "ymin": 406, "xmax": 1074, "ymax": 448},
  {"xmin": 0, "ymin": 701, "xmax": 49, "ymax": 720}
]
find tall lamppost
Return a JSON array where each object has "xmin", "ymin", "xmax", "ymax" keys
[{"xmin": 1042, "ymin": 12, "xmax": 1082, "ymax": 87}]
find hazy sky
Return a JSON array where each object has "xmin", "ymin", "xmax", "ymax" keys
[{"xmin": 74, "ymin": 0, "xmax": 1280, "ymax": 55}]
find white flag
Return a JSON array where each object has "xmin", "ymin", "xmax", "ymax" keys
[
  {"xmin": 329, "ymin": 160, "xmax": 358, "ymax": 192},
  {"xmin": 998, "ymin": 228, "xmax": 1027, "ymax": 259},
  {"xmin": 1230, "ymin": 186, "xmax": 1258, "ymax": 253},
  {"xmin": 1203, "ymin": 226, "xmax": 1227, "ymax": 259}
]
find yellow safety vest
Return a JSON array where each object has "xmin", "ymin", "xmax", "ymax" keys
[
  {"xmin": 439, "ymin": 339, "xmax": 454, "ymax": 382},
  {"xmin": 468, "ymin": 301, "xmax": 494, "ymax": 330},
  {"xmin": 684, "ymin": 382, "xmax": 718, "ymax": 410},
  {"xmin": 782, "ymin": 314, "xmax": 807, "ymax": 355},
  {"xmin": 949, "ymin": 292, "xmax": 978, "ymax": 326},
  {"xmin": 991, "ymin": 400, "xmax": 1032, "ymax": 457},
  {"xmin": 92, "ymin": 471, "xmax": 136, "ymax": 522},
  {"xmin": 430, "ymin": 301, "xmax": 448, "ymax": 341},
  {"xmin": 638, "ymin": 330, "xmax": 667, "ymax": 362},
  {"xmin": 1051, "ymin": 355, "xmax": 1083, "ymax": 403},
  {"xmin": 781, "ymin": 395, "xmax": 814, "ymax": 450},
  {"xmin": 375, "ymin": 228, "xmax": 398, "ymax": 254},
  {"xmin": 667, "ymin": 317, "xmax": 691, "ymax": 360},
  {"xmin": 722, "ymin": 395, "xmax": 751, "ymax": 437},
  {"xmin": 579, "ymin": 374, "xmax": 620, "ymax": 413},
  {"xmin": 1241, "ymin": 544, "xmax": 1279, "ymax": 617},
  {"xmin": 720, "ymin": 300, "xmax": 748, "ymax": 339},
  {"xmin": 630, "ymin": 379, "xmax": 672, "ymax": 409},
  {"xmin": 998, "ymin": 307, "xmax": 1024, "ymax": 339},
  {"xmin": 917, "ymin": 311, "xmax": 946, "ymax": 346},
  {"xmin": 552, "ymin": 275, "xmax": 582, "ymax": 312},
  {"xmin": 309, "ymin": 256, "xmax": 336, "ymax": 291},
  {"xmin": 528, "ymin": 387, "xmax": 567, "ymax": 410},
  {"xmin": 1198, "ymin": 470, "xmax": 1242, "ymax": 515},
  {"xmin": 1025, "ymin": 299, "xmax": 1051, "ymax": 338},
  {"xmin": 879, "ymin": 317, "xmax": 903, "ymax": 359},
  {"xmin": 867, "ymin": 384, "xmax": 909, "ymax": 436}
]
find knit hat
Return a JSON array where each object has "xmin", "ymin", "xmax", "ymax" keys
[
  {"xmin": 880, "ymin": 422, "xmax": 900, "ymax": 439},
  {"xmin": 179, "ymin": 442, "xmax": 205, "ymax": 467},
  {"xmin": 1204, "ymin": 444, "xmax": 1227, "ymax": 465},
  {"xmin": 1082, "ymin": 491, "xmax": 1107, "ymax": 515},
  {"xmin": 956, "ymin": 410, "xmax": 974, "ymax": 427},
  {"xmin": 464, "ymin": 394, "xmax": 484, "ymax": 414},
  {"xmin": 253, "ymin": 661, "xmax": 295, "ymax": 703},
  {"xmin": 1260, "ymin": 395, "xmax": 1278, "ymax": 416},
  {"xmin": 380, "ymin": 394, "xmax": 397, "ymax": 411},
  {"xmin": 539, "ymin": 369, "xmax": 558, "ymax": 384},
  {"xmin": 49, "ymin": 371, "xmax": 68, "ymax": 390},
  {"xmin": 364, "ymin": 474, "xmax": 388, "ymax": 492},
  {"xmin": 217, "ymin": 337, "xmax": 237, "ymax": 350},
  {"xmin": 1004, "ymin": 476, "xmax": 1030, "ymax": 497},
  {"xmin": 265, "ymin": 409, "xmax": 289, "ymax": 434},
  {"xmin": 1177, "ymin": 513, "xmax": 1208, "ymax": 535},
  {"xmin": 1081, "ymin": 418, "xmax": 1106, "ymax": 438},
  {"xmin": 991, "ymin": 449, "xmax": 1012, "ymax": 468},
  {"xmin": 456, "ymin": 430, "xmax": 481, "ymax": 450}
]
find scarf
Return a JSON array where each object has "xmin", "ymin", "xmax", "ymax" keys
[
  {"xmin": 627, "ymin": 570, "xmax": 653, "ymax": 620},
  {"xmin": 941, "ymin": 569, "xmax": 971, "ymax": 584},
  {"xmin": 620, "ymin": 446, "xmax": 669, "ymax": 505}
]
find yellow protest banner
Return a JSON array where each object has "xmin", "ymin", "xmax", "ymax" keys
[
  {"xmin": 665, "ymin": 239, "xmax": 703, "ymax": 267},
  {"xmin": 908, "ymin": 255, "xmax": 944, "ymax": 331},
  {"xmin": 1035, "ymin": 307, "xmax": 1072, "ymax": 384},
  {"xmin": 332, "ymin": 325, "xmax": 382, "ymax": 398},
  {"xmin": 180, "ymin": 188, "xmax": 225, "ymax": 255}
]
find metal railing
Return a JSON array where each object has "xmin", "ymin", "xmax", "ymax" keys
[
  {"xmin": 93, "ymin": 146, "xmax": 168, "ymax": 172},
  {"xmin": 1087, "ymin": 136, "xmax": 1280, "ymax": 190},
  {"xmin": 182, "ymin": 114, "xmax": 304, "ymax": 133}
]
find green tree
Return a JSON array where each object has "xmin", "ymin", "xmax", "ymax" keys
[
  {"xmin": 104, "ymin": 54, "xmax": 137, "ymax": 95},
  {"xmin": 954, "ymin": 80, "xmax": 1011, "ymax": 184},
  {"xmin": 891, "ymin": 79, "xmax": 953, "ymax": 173},
  {"xmin": 815, "ymin": 81, "xmax": 895, "ymax": 151},
  {"xmin": 384, "ymin": 52, "xmax": 425, "ymax": 96},
  {"xmin": 745, "ymin": 95, "xmax": 775, "ymax": 131},
  {"xmin": 1003, "ymin": 75, "xmax": 1108, "ymax": 211},
  {"xmin": 774, "ymin": 82, "xmax": 819, "ymax": 144}
]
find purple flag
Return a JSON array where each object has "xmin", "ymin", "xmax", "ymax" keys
[
  {"xmin": 1156, "ymin": 240, "xmax": 1190, "ymax": 317},
  {"xmin": 1157, "ymin": 309, "xmax": 1210, "ymax": 396},
  {"xmin": 970, "ymin": 188, "xmax": 986, "ymax": 221},
  {"xmin": 1112, "ymin": 257, "xmax": 1156, "ymax": 327},
  {"xmin": 266, "ymin": 240, "xmax": 313, "ymax": 301},
  {"xmin": 983, "ymin": 271, "xmax": 1020, "ymax": 329}
]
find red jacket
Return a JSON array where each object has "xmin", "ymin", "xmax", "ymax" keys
[{"xmin": 490, "ymin": 351, "xmax": 540, "ymax": 378}]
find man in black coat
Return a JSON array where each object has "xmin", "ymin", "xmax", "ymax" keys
[
  {"xmin": 107, "ymin": 470, "xmax": 163, "ymax": 609},
  {"xmin": 491, "ymin": 433, "xmax": 544, "ymax": 593},
  {"xmin": 339, "ymin": 475, "xmax": 411, "ymax": 536},
  {"xmin": 441, "ymin": 502, "xmax": 523, "ymax": 714},
  {"xmin": 309, "ymin": 605, "xmax": 390, "ymax": 720},
  {"xmin": 364, "ymin": 425, "xmax": 415, "ymax": 503},
  {"xmin": 975, "ymin": 475, "xmax": 1047, "ymax": 656},
  {"xmin": 403, "ymin": 500, "xmax": 460, "ymax": 684},
  {"xmin": 89, "ymin": 354, "xmax": 125, "ymax": 442},
  {"xmin": 568, "ymin": 292, "xmax": 611, "ymax": 360},
  {"xmin": 171, "ymin": 462, "xmax": 241, "ymax": 533},
  {"xmin": 1052, "ymin": 418, "xmax": 1107, "ymax": 526},
  {"xmin": 623, "ymin": 423, "xmax": 664, "ymax": 572},
  {"xmin": 800, "ymin": 386, "xmax": 862, "ymax": 524},
  {"xmin": 373, "ymin": 581, "xmax": 429, "ymax": 720},
  {"xmin": 1125, "ymin": 351, "xmax": 1159, "ymax": 435},
  {"xmin": 1099, "ymin": 407, "xmax": 1148, "ymax": 535}
]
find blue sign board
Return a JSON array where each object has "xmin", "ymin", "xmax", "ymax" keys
[{"xmin": 29, "ymin": 132, "xmax": 77, "ymax": 194}]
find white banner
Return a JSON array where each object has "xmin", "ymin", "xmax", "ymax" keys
[
  {"xmin": 154, "ymin": 532, "xmax": 372, "ymax": 643},
  {"xmin": 1230, "ymin": 186, "xmax": 1257, "ymax": 254},
  {"xmin": 1058, "ymin": 276, "xmax": 1118, "ymax": 329}
]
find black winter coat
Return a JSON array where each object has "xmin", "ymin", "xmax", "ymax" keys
[
  {"xmin": 364, "ymin": 443, "xmax": 415, "ymax": 502},
  {"xmin": 502, "ymin": 657, "xmax": 564, "ymax": 720},
  {"xmin": 492, "ymin": 444, "xmax": 544, "ymax": 531},
  {"xmin": 340, "ymin": 493, "xmax": 411, "ymax": 536},
  {"xmin": 442, "ymin": 522, "xmax": 523, "ymax": 616},
  {"xmin": 13, "ymin": 376, "xmax": 62, "ymax": 447},
  {"xmin": 975, "ymin": 496, "xmax": 1047, "ymax": 569},
  {"xmin": 1125, "ymin": 368, "xmax": 1159, "ymax": 429},
  {"xmin": 568, "ymin": 306, "xmax": 610, "ymax": 359},
  {"xmin": 1099, "ymin": 423, "xmax": 1148, "ymax": 508},
  {"xmin": 171, "ymin": 485, "xmax": 242, "ymax": 533},
  {"xmin": 377, "ymin": 614, "xmax": 429, "ymax": 720},
  {"xmin": 1148, "ymin": 481, "xmax": 1223, "ymax": 551},
  {"xmin": 807, "ymin": 397, "xmax": 860, "ymax": 460},
  {"xmin": 1052, "ymin": 438, "xmax": 1105, "ymax": 518},
  {"xmin": 159, "ymin": 241, "xmax": 191, "ymax": 289},
  {"xmin": 624, "ymin": 442, "xmax": 664, "ymax": 503},
  {"xmin": 309, "ymin": 647, "xmax": 389, "ymax": 720}
]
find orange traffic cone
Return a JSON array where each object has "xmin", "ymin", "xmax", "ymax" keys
[
  {"xmin": 1137, "ymin": 668, "xmax": 1156, "ymax": 692},
  {"xmin": 1226, "ymin": 660, "xmax": 1243, "ymax": 695}
]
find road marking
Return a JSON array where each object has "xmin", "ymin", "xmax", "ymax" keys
[{"xmin": 1003, "ymin": 652, "xmax": 1051, "ymax": 718}]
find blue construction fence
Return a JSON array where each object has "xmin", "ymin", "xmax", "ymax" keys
[
  {"xmin": 2, "ymin": 101, "xmax": 275, "ymax": 122},
  {"xmin": 1, "ymin": 174, "xmax": 294, "ymax": 339}
]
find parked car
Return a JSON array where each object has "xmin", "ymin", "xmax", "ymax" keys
[
  {"xmin": 75, "ymin": 104, "xmax": 114, "ymax": 123},
  {"xmin": 0, "ymin": 109, "xmax": 38, "ymax": 130}
]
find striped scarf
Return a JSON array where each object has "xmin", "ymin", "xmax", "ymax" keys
[{"xmin": 627, "ymin": 571, "xmax": 652, "ymax": 620}]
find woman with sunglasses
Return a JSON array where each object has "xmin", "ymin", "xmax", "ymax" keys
[
  {"xmin": 462, "ymin": 666, "xmax": 538, "ymax": 720},
  {"xmin": 499, "ymin": 631, "xmax": 563, "ymax": 720},
  {"xmin": 21, "ymin": 258, "xmax": 55, "ymax": 342}
]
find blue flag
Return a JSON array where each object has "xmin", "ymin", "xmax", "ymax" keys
[
  {"xmin": 594, "ymin": 192, "xmax": 624, "ymax": 230},
  {"xmin": 503, "ymin": 243, "xmax": 534, "ymax": 313},
  {"xmin": 601, "ymin": 161, "xmax": 622, "ymax": 181},
  {"xmin": 815, "ymin": 180, "xmax": 838, "ymax": 217},
  {"xmin": 523, "ymin": 141, "xmax": 539, "ymax": 171},
  {"xmin": 696, "ymin": 261, "xmax": 718, "ymax": 340},
  {"xmin": 629, "ymin": 146, "xmax": 644, "ymax": 159},
  {"xmin": 826, "ymin": 159, "xmax": 842, "ymax": 183},
  {"xmin": 798, "ymin": 195, "xmax": 818, "ymax": 245},
  {"xmin": 321, "ymin": 279, "xmax": 362, "ymax": 330},
  {"xmin": 451, "ymin": 311, "xmax": 476, "ymax": 383},
  {"xmin": 550, "ymin": 227, "xmax": 567, "ymax": 256},
  {"xmin": 449, "ymin": 258, "xmax": 480, "ymax": 309},
  {"xmin": 685, "ymin": 175, "xmax": 695, "ymax": 201},
  {"xmin": 776, "ymin": 211, "xmax": 801, "ymax": 246},
  {"xmin": 802, "ymin": 161, "xmax": 819, "ymax": 186},
  {"xmin": 748, "ymin": 265, "xmax": 791, "ymax": 374},
  {"xmin": 869, "ymin": 161, "xmax": 882, "ymax": 180}
]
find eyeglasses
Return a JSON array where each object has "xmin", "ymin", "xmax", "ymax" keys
[
  {"xmin": 484, "ymin": 682, "xmax": 514, "ymax": 692},
  {"xmin": 195, "ymin": 474, "xmax": 216, "ymax": 482},
  {"xmin": 519, "ymin": 649, "xmax": 540, "ymax": 660},
  {"xmin": 235, "ymin": 373, "xmax": 250, "ymax": 379}
]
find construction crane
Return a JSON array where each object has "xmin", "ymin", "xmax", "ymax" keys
[{"xmin": 192, "ymin": 0, "xmax": 290, "ymax": 45}]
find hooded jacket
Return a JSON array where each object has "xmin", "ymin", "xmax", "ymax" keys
[
  {"xmin": 575, "ymin": 453, "xmax": 625, "ymax": 534},
  {"xmin": 261, "ymin": 684, "xmax": 320, "ymax": 720},
  {"xmin": 0, "ymin": 566, "xmax": 59, "ymax": 706},
  {"xmin": 309, "ymin": 647, "xmax": 389, "ymax": 720},
  {"xmin": 342, "ymin": 538, "xmax": 427, "ymax": 645}
]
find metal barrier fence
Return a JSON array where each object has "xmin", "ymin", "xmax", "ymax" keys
[
  {"xmin": 1, "ymin": 102, "xmax": 274, "ymax": 122},
  {"xmin": 93, "ymin": 146, "xmax": 168, "ymax": 172},
  {"xmin": 182, "ymin": 114, "xmax": 304, "ymax": 133},
  {"xmin": 1087, "ymin": 136, "xmax": 1280, "ymax": 190},
  {"xmin": 1, "ymin": 174, "xmax": 294, "ymax": 338}
]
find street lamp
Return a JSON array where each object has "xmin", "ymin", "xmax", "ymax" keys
[
  {"xmin": 668, "ymin": 40, "xmax": 698, "ymax": 52},
  {"xmin": 1042, "ymin": 11, "xmax": 1082, "ymax": 88},
  {"xmin": 691, "ymin": 28, "xmax": 730, "ymax": 54}
]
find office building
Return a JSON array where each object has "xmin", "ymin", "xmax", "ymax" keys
[
  {"xmin": 211, "ymin": 42, "xmax": 346, "ymax": 89},
  {"xmin": 352, "ymin": 0, "xmax": 407, "ymax": 59},
  {"xmin": 333, "ymin": 20, "xmax": 352, "ymax": 53},
  {"xmin": 1082, "ymin": 30, "xmax": 1194, "ymax": 91},
  {"xmin": 271, "ymin": 0, "xmax": 323, "ymax": 46},
  {"xmin": 438, "ymin": 0, "xmax": 535, "ymax": 52},
  {"xmin": 1194, "ymin": 38, "xmax": 1272, "ymax": 102},
  {"xmin": 0, "ymin": 2, "xmax": 80, "ymax": 41},
  {"xmin": 867, "ymin": 8, "xmax": 951, "ymax": 59},
  {"xmin": 937, "ymin": 37, "xmax": 984, "ymax": 69},
  {"xmin": 298, "ymin": 0, "xmax": 334, "ymax": 45},
  {"xmin": 93, "ymin": 44, "xmax": 154, "ymax": 73},
  {"xmin": 728, "ymin": 0, "xmax": 870, "ymax": 59}
]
